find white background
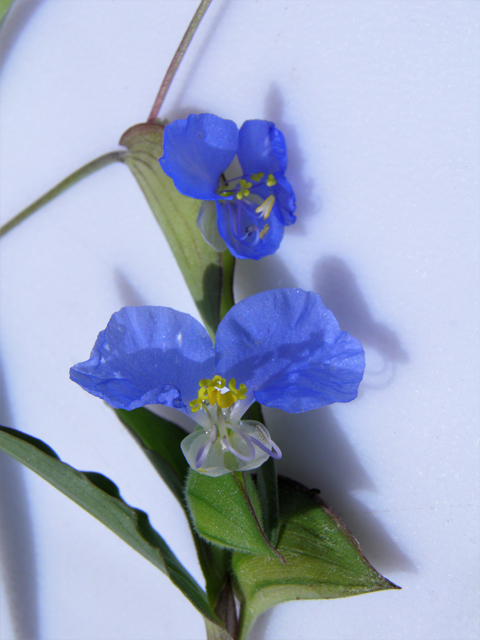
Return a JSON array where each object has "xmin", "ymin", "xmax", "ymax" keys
[{"xmin": 0, "ymin": 1, "xmax": 479, "ymax": 639}]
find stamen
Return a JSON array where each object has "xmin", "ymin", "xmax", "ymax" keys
[
  {"xmin": 266, "ymin": 174, "xmax": 277, "ymax": 187},
  {"xmin": 249, "ymin": 226, "xmax": 261, "ymax": 246},
  {"xmin": 247, "ymin": 423, "xmax": 282, "ymax": 460},
  {"xmin": 259, "ymin": 224, "xmax": 270, "ymax": 239},
  {"xmin": 255, "ymin": 195, "xmax": 275, "ymax": 220},
  {"xmin": 211, "ymin": 375, "xmax": 225, "ymax": 389},
  {"xmin": 189, "ymin": 398, "xmax": 202, "ymax": 412},
  {"xmin": 251, "ymin": 172, "xmax": 264, "ymax": 182},
  {"xmin": 228, "ymin": 379, "xmax": 247, "ymax": 400},
  {"xmin": 207, "ymin": 386, "xmax": 219, "ymax": 405},
  {"xmin": 195, "ymin": 438, "xmax": 213, "ymax": 468},
  {"xmin": 249, "ymin": 435, "xmax": 282, "ymax": 460},
  {"xmin": 239, "ymin": 224, "xmax": 256, "ymax": 241},
  {"xmin": 190, "ymin": 376, "xmax": 248, "ymax": 412},
  {"xmin": 217, "ymin": 390, "xmax": 236, "ymax": 408},
  {"xmin": 236, "ymin": 179, "xmax": 252, "ymax": 200},
  {"xmin": 221, "ymin": 431, "xmax": 256, "ymax": 462}
]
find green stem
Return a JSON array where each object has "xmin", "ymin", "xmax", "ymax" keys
[
  {"xmin": 204, "ymin": 617, "xmax": 235, "ymax": 640},
  {"xmin": 220, "ymin": 250, "xmax": 236, "ymax": 322},
  {"xmin": 147, "ymin": 0, "xmax": 213, "ymax": 122},
  {"xmin": 0, "ymin": 151, "xmax": 124, "ymax": 239}
]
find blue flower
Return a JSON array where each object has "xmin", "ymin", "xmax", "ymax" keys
[
  {"xmin": 70, "ymin": 289, "xmax": 365, "ymax": 476},
  {"xmin": 159, "ymin": 114, "xmax": 296, "ymax": 260}
]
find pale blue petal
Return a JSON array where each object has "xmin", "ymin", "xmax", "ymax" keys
[
  {"xmin": 70, "ymin": 306, "xmax": 215, "ymax": 411},
  {"xmin": 159, "ymin": 114, "xmax": 238, "ymax": 200},
  {"xmin": 237, "ymin": 120, "xmax": 288, "ymax": 176},
  {"xmin": 215, "ymin": 289, "xmax": 365, "ymax": 412}
]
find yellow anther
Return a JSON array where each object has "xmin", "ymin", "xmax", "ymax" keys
[
  {"xmin": 207, "ymin": 387, "xmax": 219, "ymax": 405},
  {"xmin": 255, "ymin": 195, "xmax": 275, "ymax": 220},
  {"xmin": 189, "ymin": 376, "xmax": 248, "ymax": 412},
  {"xmin": 260, "ymin": 223, "xmax": 270, "ymax": 239},
  {"xmin": 266, "ymin": 174, "xmax": 277, "ymax": 187},
  {"xmin": 217, "ymin": 391, "xmax": 236, "ymax": 408},
  {"xmin": 228, "ymin": 379, "xmax": 247, "ymax": 400},
  {"xmin": 211, "ymin": 375, "xmax": 226, "ymax": 388},
  {"xmin": 236, "ymin": 179, "xmax": 252, "ymax": 199},
  {"xmin": 251, "ymin": 172, "xmax": 264, "ymax": 182},
  {"xmin": 189, "ymin": 398, "xmax": 202, "ymax": 412}
]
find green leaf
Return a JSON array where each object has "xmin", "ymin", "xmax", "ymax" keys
[
  {"xmin": 0, "ymin": 424, "xmax": 220, "ymax": 625},
  {"xmin": 205, "ymin": 616, "xmax": 235, "ymax": 640},
  {"xmin": 244, "ymin": 403, "xmax": 279, "ymax": 547},
  {"xmin": 254, "ymin": 457, "xmax": 279, "ymax": 546},
  {"xmin": 115, "ymin": 407, "xmax": 189, "ymax": 505},
  {"xmin": 186, "ymin": 469, "xmax": 281, "ymax": 558},
  {"xmin": 114, "ymin": 408, "xmax": 232, "ymax": 610},
  {"xmin": 232, "ymin": 476, "xmax": 400, "ymax": 640},
  {"xmin": 120, "ymin": 122, "xmax": 230, "ymax": 339}
]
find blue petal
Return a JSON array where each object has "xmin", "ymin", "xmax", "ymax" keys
[
  {"xmin": 159, "ymin": 114, "xmax": 238, "ymax": 200},
  {"xmin": 215, "ymin": 289, "xmax": 365, "ymax": 413},
  {"xmin": 273, "ymin": 174, "xmax": 296, "ymax": 225},
  {"xmin": 237, "ymin": 120, "xmax": 288, "ymax": 176},
  {"xmin": 215, "ymin": 198, "xmax": 284, "ymax": 260},
  {"xmin": 70, "ymin": 306, "xmax": 215, "ymax": 411}
]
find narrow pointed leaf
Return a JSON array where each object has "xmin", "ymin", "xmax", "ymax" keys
[
  {"xmin": 114, "ymin": 408, "xmax": 232, "ymax": 610},
  {"xmin": 0, "ymin": 152, "xmax": 123, "ymax": 239},
  {"xmin": 119, "ymin": 123, "xmax": 226, "ymax": 338},
  {"xmin": 186, "ymin": 470, "xmax": 278, "ymax": 558},
  {"xmin": 232, "ymin": 476, "xmax": 400, "ymax": 640},
  {"xmin": 0, "ymin": 425, "xmax": 220, "ymax": 625},
  {"xmin": 244, "ymin": 403, "xmax": 279, "ymax": 546},
  {"xmin": 115, "ymin": 407, "xmax": 189, "ymax": 504},
  {"xmin": 254, "ymin": 457, "xmax": 279, "ymax": 547}
]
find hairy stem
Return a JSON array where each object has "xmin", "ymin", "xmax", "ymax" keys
[
  {"xmin": 147, "ymin": 0, "xmax": 213, "ymax": 122},
  {"xmin": 0, "ymin": 151, "xmax": 124, "ymax": 239}
]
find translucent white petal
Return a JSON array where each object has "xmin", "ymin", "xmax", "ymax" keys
[
  {"xmin": 181, "ymin": 421, "xmax": 273, "ymax": 477},
  {"xmin": 196, "ymin": 201, "xmax": 227, "ymax": 252}
]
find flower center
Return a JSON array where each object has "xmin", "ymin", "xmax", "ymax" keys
[
  {"xmin": 186, "ymin": 375, "xmax": 282, "ymax": 471},
  {"xmin": 189, "ymin": 375, "xmax": 247, "ymax": 413},
  {"xmin": 217, "ymin": 172, "xmax": 277, "ymax": 246}
]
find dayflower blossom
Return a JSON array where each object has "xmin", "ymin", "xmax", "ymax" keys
[
  {"xmin": 70, "ymin": 289, "xmax": 365, "ymax": 477},
  {"xmin": 159, "ymin": 113, "xmax": 296, "ymax": 260}
]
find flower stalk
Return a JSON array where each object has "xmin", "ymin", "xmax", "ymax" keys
[
  {"xmin": 147, "ymin": 0, "xmax": 213, "ymax": 122},
  {"xmin": 0, "ymin": 151, "xmax": 125, "ymax": 239}
]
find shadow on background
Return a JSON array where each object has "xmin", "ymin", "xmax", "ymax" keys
[
  {"xmin": 114, "ymin": 270, "xmax": 149, "ymax": 308},
  {"xmin": 237, "ymin": 251, "xmax": 413, "ymax": 640},
  {"xmin": 0, "ymin": 358, "xmax": 40, "ymax": 640},
  {"xmin": 264, "ymin": 83, "xmax": 319, "ymax": 234},
  {"xmin": 314, "ymin": 256, "xmax": 408, "ymax": 364},
  {"xmin": 313, "ymin": 256, "xmax": 408, "ymax": 389}
]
